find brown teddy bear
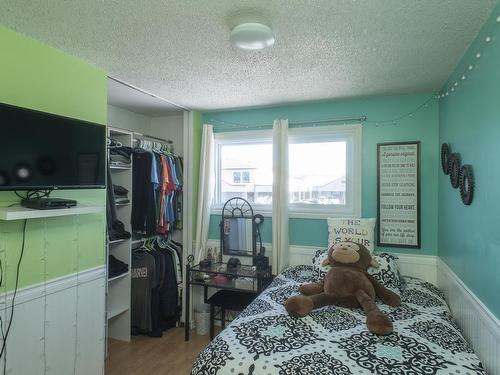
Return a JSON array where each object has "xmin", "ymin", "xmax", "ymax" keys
[{"xmin": 284, "ymin": 241, "xmax": 401, "ymax": 335}]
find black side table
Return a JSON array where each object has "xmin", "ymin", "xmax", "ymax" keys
[{"xmin": 185, "ymin": 262, "xmax": 272, "ymax": 341}]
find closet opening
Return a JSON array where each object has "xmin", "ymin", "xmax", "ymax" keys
[{"xmin": 105, "ymin": 77, "xmax": 189, "ymax": 358}]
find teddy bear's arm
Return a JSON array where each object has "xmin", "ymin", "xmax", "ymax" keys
[{"xmin": 365, "ymin": 273, "xmax": 401, "ymax": 307}]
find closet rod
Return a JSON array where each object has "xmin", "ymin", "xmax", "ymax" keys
[
  {"xmin": 133, "ymin": 132, "xmax": 173, "ymax": 144},
  {"xmin": 108, "ymin": 76, "xmax": 189, "ymax": 111}
]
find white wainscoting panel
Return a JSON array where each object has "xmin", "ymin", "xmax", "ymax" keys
[
  {"xmin": 3, "ymin": 295, "xmax": 45, "ymax": 374},
  {"xmin": 46, "ymin": 286, "xmax": 78, "ymax": 375},
  {"xmin": 438, "ymin": 259, "xmax": 500, "ymax": 375},
  {"xmin": 396, "ymin": 254, "xmax": 437, "ymax": 285},
  {"xmin": 0, "ymin": 266, "xmax": 105, "ymax": 375},
  {"xmin": 75, "ymin": 277, "xmax": 106, "ymax": 375}
]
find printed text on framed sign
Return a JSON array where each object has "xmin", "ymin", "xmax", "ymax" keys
[{"xmin": 377, "ymin": 142, "xmax": 421, "ymax": 248}]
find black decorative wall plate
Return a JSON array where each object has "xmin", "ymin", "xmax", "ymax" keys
[
  {"xmin": 448, "ymin": 153, "xmax": 461, "ymax": 189},
  {"xmin": 459, "ymin": 165, "xmax": 474, "ymax": 205},
  {"xmin": 441, "ymin": 143, "xmax": 450, "ymax": 174}
]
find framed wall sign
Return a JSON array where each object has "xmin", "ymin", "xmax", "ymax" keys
[{"xmin": 377, "ymin": 141, "xmax": 421, "ymax": 248}]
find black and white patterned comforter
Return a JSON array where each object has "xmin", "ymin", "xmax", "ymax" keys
[{"xmin": 192, "ymin": 266, "xmax": 485, "ymax": 375}]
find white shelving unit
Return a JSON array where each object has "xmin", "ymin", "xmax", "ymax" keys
[
  {"xmin": 106, "ymin": 127, "xmax": 133, "ymax": 343},
  {"xmin": 0, "ymin": 204, "xmax": 102, "ymax": 221}
]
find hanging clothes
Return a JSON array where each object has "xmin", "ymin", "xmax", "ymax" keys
[
  {"xmin": 131, "ymin": 142, "xmax": 184, "ymax": 237},
  {"xmin": 158, "ymin": 246, "xmax": 178, "ymax": 329},
  {"xmin": 131, "ymin": 151, "xmax": 157, "ymax": 235},
  {"xmin": 131, "ymin": 238, "xmax": 183, "ymax": 337},
  {"xmin": 158, "ymin": 155, "xmax": 169, "ymax": 234},
  {"xmin": 131, "ymin": 249, "xmax": 157, "ymax": 335}
]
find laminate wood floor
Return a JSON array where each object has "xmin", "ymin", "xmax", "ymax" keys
[{"xmin": 106, "ymin": 328, "xmax": 216, "ymax": 375}]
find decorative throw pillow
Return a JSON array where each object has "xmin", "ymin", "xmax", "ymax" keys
[
  {"xmin": 311, "ymin": 248, "xmax": 329, "ymax": 281},
  {"xmin": 327, "ymin": 218, "xmax": 376, "ymax": 253},
  {"xmin": 368, "ymin": 252, "xmax": 402, "ymax": 296},
  {"xmin": 311, "ymin": 250, "xmax": 402, "ymax": 296}
]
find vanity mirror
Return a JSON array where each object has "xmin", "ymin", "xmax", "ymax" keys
[{"xmin": 219, "ymin": 197, "xmax": 263, "ymax": 261}]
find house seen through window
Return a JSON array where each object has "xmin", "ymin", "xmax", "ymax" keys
[
  {"xmin": 288, "ymin": 141, "xmax": 346, "ymax": 205},
  {"xmin": 217, "ymin": 141, "xmax": 273, "ymax": 205}
]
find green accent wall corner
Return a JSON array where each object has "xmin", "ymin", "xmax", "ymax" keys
[
  {"xmin": 0, "ymin": 25, "xmax": 107, "ymax": 292},
  {"xmin": 439, "ymin": 4, "xmax": 500, "ymax": 319}
]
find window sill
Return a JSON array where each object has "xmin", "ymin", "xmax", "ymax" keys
[
  {"xmin": 210, "ymin": 206, "xmax": 273, "ymax": 217},
  {"xmin": 288, "ymin": 211, "xmax": 358, "ymax": 220}
]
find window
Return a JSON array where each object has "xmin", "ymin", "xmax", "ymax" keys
[
  {"xmin": 213, "ymin": 125, "xmax": 361, "ymax": 218},
  {"xmin": 230, "ymin": 170, "xmax": 251, "ymax": 184},
  {"xmin": 214, "ymin": 131, "xmax": 273, "ymax": 208},
  {"xmin": 288, "ymin": 124, "xmax": 361, "ymax": 217},
  {"xmin": 289, "ymin": 141, "xmax": 346, "ymax": 205},
  {"xmin": 233, "ymin": 171, "xmax": 241, "ymax": 183},
  {"xmin": 242, "ymin": 171, "xmax": 250, "ymax": 183}
]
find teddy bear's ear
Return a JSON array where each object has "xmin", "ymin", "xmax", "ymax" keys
[
  {"xmin": 370, "ymin": 258, "xmax": 380, "ymax": 268},
  {"xmin": 321, "ymin": 258, "xmax": 330, "ymax": 266}
]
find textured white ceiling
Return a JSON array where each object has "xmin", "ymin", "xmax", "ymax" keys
[{"xmin": 0, "ymin": 0, "xmax": 496, "ymax": 111}]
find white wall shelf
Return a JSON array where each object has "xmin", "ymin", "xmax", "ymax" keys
[
  {"xmin": 0, "ymin": 204, "xmax": 102, "ymax": 221},
  {"xmin": 108, "ymin": 272, "xmax": 129, "ymax": 282},
  {"xmin": 115, "ymin": 203, "xmax": 131, "ymax": 207},
  {"xmin": 109, "ymin": 165, "xmax": 132, "ymax": 170},
  {"xmin": 108, "ymin": 238, "xmax": 129, "ymax": 245},
  {"xmin": 106, "ymin": 126, "xmax": 132, "ymax": 344},
  {"xmin": 107, "ymin": 306, "xmax": 129, "ymax": 320}
]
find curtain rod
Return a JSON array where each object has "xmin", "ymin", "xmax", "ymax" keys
[
  {"xmin": 208, "ymin": 115, "xmax": 367, "ymax": 128},
  {"xmin": 289, "ymin": 116, "xmax": 367, "ymax": 126}
]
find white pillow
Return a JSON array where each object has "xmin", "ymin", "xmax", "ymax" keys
[{"xmin": 327, "ymin": 218, "xmax": 376, "ymax": 253}]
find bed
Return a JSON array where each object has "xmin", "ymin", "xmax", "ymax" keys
[{"xmin": 191, "ymin": 264, "xmax": 486, "ymax": 375}]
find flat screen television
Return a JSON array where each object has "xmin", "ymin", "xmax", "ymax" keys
[{"xmin": 0, "ymin": 102, "xmax": 106, "ymax": 191}]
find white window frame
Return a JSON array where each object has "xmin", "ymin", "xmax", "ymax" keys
[
  {"xmin": 212, "ymin": 130, "xmax": 273, "ymax": 214},
  {"xmin": 287, "ymin": 124, "xmax": 362, "ymax": 219}
]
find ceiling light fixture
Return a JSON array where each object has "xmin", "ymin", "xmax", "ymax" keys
[{"xmin": 230, "ymin": 22, "xmax": 275, "ymax": 50}]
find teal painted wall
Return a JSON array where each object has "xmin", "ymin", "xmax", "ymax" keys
[
  {"xmin": 204, "ymin": 92, "xmax": 439, "ymax": 255},
  {"xmin": 439, "ymin": 5, "xmax": 500, "ymax": 318},
  {"xmin": 0, "ymin": 25, "xmax": 107, "ymax": 291}
]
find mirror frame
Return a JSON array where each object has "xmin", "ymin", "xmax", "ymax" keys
[{"xmin": 219, "ymin": 197, "xmax": 256, "ymax": 261}]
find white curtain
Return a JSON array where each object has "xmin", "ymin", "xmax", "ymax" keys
[
  {"xmin": 194, "ymin": 124, "xmax": 215, "ymax": 264},
  {"xmin": 272, "ymin": 119, "xmax": 289, "ymax": 273}
]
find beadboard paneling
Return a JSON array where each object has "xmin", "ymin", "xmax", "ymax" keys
[
  {"xmin": 0, "ymin": 266, "xmax": 105, "ymax": 375},
  {"xmin": 438, "ymin": 259, "xmax": 500, "ymax": 374}
]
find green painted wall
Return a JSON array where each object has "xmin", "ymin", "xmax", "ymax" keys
[
  {"xmin": 0, "ymin": 25, "xmax": 107, "ymax": 291},
  {"xmin": 439, "ymin": 5, "xmax": 500, "ymax": 318},
  {"xmin": 204, "ymin": 92, "xmax": 439, "ymax": 255}
]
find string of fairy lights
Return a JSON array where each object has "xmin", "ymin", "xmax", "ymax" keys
[
  {"xmin": 208, "ymin": 14, "xmax": 499, "ymax": 130},
  {"xmin": 207, "ymin": 94, "xmax": 437, "ymax": 131},
  {"xmin": 438, "ymin": 15, "xmax": 500, "ymax": 99}
]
